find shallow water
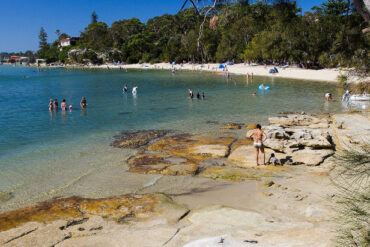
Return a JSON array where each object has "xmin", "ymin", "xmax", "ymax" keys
[{"xmin": 0, "ymin": 65, "xmax": 347, "ymax": 208}]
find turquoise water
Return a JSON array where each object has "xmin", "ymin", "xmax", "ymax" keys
[{"xmin": 0, "ymin": 65, "xmax": 344, "ymax": 208}]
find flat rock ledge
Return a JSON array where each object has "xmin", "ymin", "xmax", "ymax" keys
[
  {"xmin": 122, "ymin": 114, "xmax": 340, "ymax": 180},
  {"xmin": 0, "ymin": 193, "xmax": 188, "ymax": 246}
]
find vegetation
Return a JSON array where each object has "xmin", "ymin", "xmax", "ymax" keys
[
  {"xmin": 333, "ymin": 148, "xmax": 370, "ymax": 247},
  {"xmin": 31, "ymin": 0, "xmax": 368, "ymax": 69}
]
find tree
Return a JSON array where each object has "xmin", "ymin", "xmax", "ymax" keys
[
  {"xmin": 38, "ymin": 27, "xmax": 48, "ymax": 49},
  {"xmin": 55, "ymin": 29, "xmax": 61, "ymax": 38},
  {"xmin": 91, "ymin": 11, "xmax": 98, "ymax": 24},
  {"xmin": 352, "ymin": 0, "xmax": 370, "ymax": 32}
]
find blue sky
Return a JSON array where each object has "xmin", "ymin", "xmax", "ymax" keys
[{"xmin": 0, "ymin": 0, "xmax": 326, "ymax": 52}]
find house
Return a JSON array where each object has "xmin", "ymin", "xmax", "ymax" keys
[
  {"xmin": 60, "ymin": 37, "xmax": 79, "ymax": 48},
  {"xmin": 60, "ymin": 38, "xmax": 71, "ymax": 47}
]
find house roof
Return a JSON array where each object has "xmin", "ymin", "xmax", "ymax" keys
[{"xmin": 60, "ymin": 38, "xmax": 70, "ymax": 42}]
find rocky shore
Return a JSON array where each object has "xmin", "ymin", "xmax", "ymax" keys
[{"xmin": 1, "ymin": 112, "xmax": 369, "ymax": 246}]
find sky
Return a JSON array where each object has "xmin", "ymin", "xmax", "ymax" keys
[{"xmin": 0, "ymin": 0, "xmax": 326, "ymax": 52}]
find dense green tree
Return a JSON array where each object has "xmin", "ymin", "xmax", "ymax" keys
[
  {"xmin": 33, "ymin": 0, "xmax": 368, "ymax": 70},
  {"xmin": 80, "ymin": 22, "xmax": 113, "ymax": 51},
  {"xmin": 38, "ymin": 27, "xmax": 48, "ymax": 49}
]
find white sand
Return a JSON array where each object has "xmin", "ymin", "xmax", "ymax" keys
[{"xmin": 84, "ymin": 62, "xmax": 343, "ymax": 82}]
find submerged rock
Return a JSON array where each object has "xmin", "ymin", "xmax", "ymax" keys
[
  {"xmin": 268, "ymin": 114, "xmax": 327, "ymax": 127},
  {"xmin": 220, "ymin": 123, "xmax": 243, "ymax": 130},
  {"xmin": 127, "ymin": 152, "xmax": 199, "ymax": 176},
  {"xmin": 111, "ymin": 130, "xmax": 169, "ymax": 149},
  {"xmin": 0, "ymin": 191, "xmax": 14, "ymax": 202}
]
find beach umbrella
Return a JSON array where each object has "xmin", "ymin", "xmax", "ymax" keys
[{"xmin": 219, "ymin": 64, "xmax": 225, "ymax": 69}]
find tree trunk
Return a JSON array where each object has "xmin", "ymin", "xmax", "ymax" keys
[{"xmin": 352, "ymin": 0, "xmax": 370, "ymax": 33}]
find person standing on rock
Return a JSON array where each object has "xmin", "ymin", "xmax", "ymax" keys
[{"xmin": 248, "ymin": 124, "xmax": 267, "ymax": 166}]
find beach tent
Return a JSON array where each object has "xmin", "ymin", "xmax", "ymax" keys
[
  {"xmin": 269, "ymin": 69, "xmax": 276, "ymax": 73},
  {"xmin": 172, "ymin": 62, "xmax": 176, "ymax": 65},
  {"xmin": 219, "ymin": 64, "xmax": 225, "ymax": 69},
  {"xmin": 229, "ymin": 62, "xmax": 234, "ymax": 65}
]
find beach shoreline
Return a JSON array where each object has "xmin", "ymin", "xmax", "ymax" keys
[{"xmin": 30, "ymin": 62, "xmax": 346, "ymax": 83}]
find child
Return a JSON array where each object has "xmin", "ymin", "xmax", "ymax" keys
[{"xmin": 268, "ymin": 153, "xmax": 281, "ymax": 166}]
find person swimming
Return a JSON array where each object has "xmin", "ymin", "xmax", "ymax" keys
[
  {"xmin": 202, "ymin": 92, "xmax": 205, "ymax": 100},
  {"xmin": 80, "ymin": 97, "xmax": 87, "ymax": 108},
  {"xmin": 68, "ymin": 105, "xmax": 73, "ymax": 111},
  {"xmin": 123, "ymin": 84, "xmax": 128, "ymax": 93},
  {"xmin": 132, "ymin": 86, "xmax": 138, "ymax": 94}
]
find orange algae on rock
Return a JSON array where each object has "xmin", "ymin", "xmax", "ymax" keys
[
  {"xmin": 147, "ymin": 134, "xmax": 235, "ymax": 160},
  {"xmin": 0, "ymin": 194, "xmax": 162, "ymax": 232},
  {"xmin": 199, "ymin": 166, "xmax": 275, "ymax": 181},
  {"xmin": 128, "ymin": 152, "xmax": 199, "ymax": 175}
]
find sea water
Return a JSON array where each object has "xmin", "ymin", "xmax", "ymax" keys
[{"xmin": 0, "ymin": 65, "xmax": 344, "ymax": 209}]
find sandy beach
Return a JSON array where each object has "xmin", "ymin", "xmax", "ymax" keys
[{"xmin": 58, "ymin": 62, "xmax": 345, "ymax": 83}]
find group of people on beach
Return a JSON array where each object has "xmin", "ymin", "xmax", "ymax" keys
[
  {"xmin": 188, "ymin": 89, "xmax": 205, "ymax": 100},
  {"xmin": 48, "ymin": 97, "xmax": 87, "ymax": 111}
]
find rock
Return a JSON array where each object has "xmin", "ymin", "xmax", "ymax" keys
[
  {"xmin": 231, "ymin": 138, "xmax": 254, "ymax": 151},
  {"xmin": 227, "ymin": 145, "xmax": 288, "ymax": 167},
  {"xmin": 127, "ymin": 153, "xmax": 199, "ymax": 176},
  {"xmin": 190, "ymin": 144, "xmax": 230, "ymax": 158},
  {"xmin": 0, "ymin": 191, "xmax": 14, "ymax": 202},
  {"xmin": 262, "ymin": 192, "xmax": 273, "ymax": 197},
  {"xmin": 227, "ymin": 145, "xmax": 256, "ymax": 167},
  {"xmin": 0, "ymin": 194, "xmax": 188, "ymax": 232},
  {"xmin": 111, "ymin": 130, "xmax": 169, "ymax": 149},
  {"xmin": 295, "ymin": 194, "xmax": 308, "ymax": 201},
  {"xmin": 289, "ymin": 149, "xmax": 334, "ymax": 166},
  {"xmin": 304, "ymin": 205, "xmax": 328, "ymax": 222},
  {"xmin": 271, "ymin": 183, "xmax": 281, "ymax": 188},
  {"xmin": 245, "ymin": 124, "xmax": 257, "ymax": 130},
  {"xmin": 183, "ymin": 236, "xmax": 255, "ymax": 247},
  {"xmin": 268, "ymin": 114, "xmax": 322, "ymax": 126},
  {"xmin": 308, "ymin": 123, "xmax": 329, "ymax": 129},
  {"xmin": 263, "ymin": 139, "xmax": 286, "ymax": 152},
  {"xmin": 148, "ymin": 134, "xmax": 235, "ymax": 160},
  {"xmin": 198, "ymin": 166, "xmax": 274, "ymax": 181},
  {"xmin": 221, "ymin": 123, "xmax": 243, "ymax": 130},
  {"xmin": 332, "ymin": 113, "xmax": 370, "ymax": 152},
  {"xmin": 265, "ymin": 126, "xmax": 290, "ymax": 140},
  {"xmin": 262, "ymin": 180, "xmax": 275, "ymax": 187}
]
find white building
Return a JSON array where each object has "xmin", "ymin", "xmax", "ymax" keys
[{"xmin": 60, "ymin": 38, "xmax": 71, "ymax": 47}]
